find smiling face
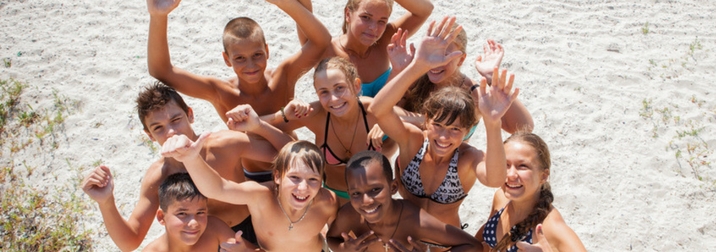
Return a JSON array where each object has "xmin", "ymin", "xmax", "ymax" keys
[
  {"xmin": 426, "ymin": 117, "xmax": 468, "ymax": 157},
  {"xmin": 157, "ymin": 197, "xmax": 208, "ymax": 246},
  {"xmin": 275, "ymin": 159, "xmax": 323, "ymax": 210},
  {"xmin": 314, "ymin": 67, "xmax": 360, "ymax": 117},
  {"xmin": 222, "ymin": 37, "xmax": 268, "ymax": 85},
  {"xmin": 345, "ymin": 0, "xmax": 391, "ymax": 46},
  {"xmin": 346, "ymin": 158, "xmax": 397, "ymax": 223},
  {"xmin": 143, "ymin": 100, "xmax": 196, "ymax": 146},
  {"xmin": 427, "ymin": 43, "xmax": 467, "ymax": 84},
  {"xmin": 502, "ymin": 140, "xmax": 549, "ymax": 201}
]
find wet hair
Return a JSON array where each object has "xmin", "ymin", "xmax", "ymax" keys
[
  {"xmin": 493, "ymin": 132, "xmax": 554, "ymax": 252},
  {"xmin": 421, "ymin": 86, "xmax": 477, "ymax": 129},
  {"xmin": 136, "ymin": 82, "xmax": 190, "ymax": 131},
  {"xmin": 404, "ymin": 27, "xmax": 467, "ymax": 112},
  {"xmin": 222, "ymin": 17, "xmax": 266, "ymax": 53},
  {"xmin": 158, "ymin": 173, "xmax": 207, "ymax": 211},
  {"xmin": 342, "ymin": 0, "xmax": 395, "ymax": 34},
  {"xmin": 273, "ymin": 140, "xmax": 325, "ymax": 181},
  {"xmin": 345, "ymin": 150, "xmax": 393, "ymax": 184},
  {"xmin": 314, "ymin": 57, "xmax": 360, "ymax": 96}
]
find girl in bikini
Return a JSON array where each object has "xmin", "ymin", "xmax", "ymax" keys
[
  {"xmin": 263, "ymin": 57, "xmax": 406, "ymax": 205},
  {"xmin": 327, "ymin": 150, "xmax": 481, "ymax": 252},
  {"xmin": 475, "ymin": 132, "xmax": 586, "ymax": 252},
  {"xmin": 367, "ymin": 16, "xmax": 513, "ymax": 248},
  {"xmin": 369, "ymin": 24, "xmax": 534, "ymax": 150},
  {"xmin": 296, "ymin": 0, "xmax": 433, "ymax": 97},
  {"xmin": 161, "ymin": 106, "xmax": 339, "ymax": 252}
]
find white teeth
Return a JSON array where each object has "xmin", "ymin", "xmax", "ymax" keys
[
  {"xmin": 294, "ymin": 194, "xmax": 308, "ymax": 200},
  {"xmin": 363, "ymin": 206, "xmax": 378, "ymax": 214},
  {"xmin": 430, "ymin": 69, "xmax": 443, "ymax": 74},
  {"xmin": 506, "ymin": 183, "xmax": 522, "ymax": 188}
]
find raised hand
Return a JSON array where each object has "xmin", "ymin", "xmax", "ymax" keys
[
  {"xmin": 388, "ymin": 28, "xmax": 416, "ymax": 73},
  {"xmin": 146, "ymin": 0, "xmax": 180, "ymax": 16},
  {"xmin": 81, "ymin": 165, "xmax": 114, "ymax": 204},
  {"xmin": 283, "ymin": 99, "xmax": 312, "ymax": 121},
  {"xmin": 340, "ymin": 231, "xmax": 379, "ymax": 251},
  {"xmin": 367, "ymin": 124, "xmax": 386, "ymax": 151},
  {"xmin": 161, "ymin": 133, "xmax": 211, "ymax": 163},
  {"xmin": 516, "ymin": 224, "xmax": 553, "ymax": 252},
  {"xmin": 413, "ymin": 16, "xmax": 464, "ymax": 70},
  {"xmin": 472, "ymin": 67, "xmax": 518, "ymax": 125},
  {"xmin": 220, "ymin": 231, "xmax": 254, "ymax": 252},
  {"xmin": 226, "ymin": 104, "xmax": 261, "ymax": 132},
  {"xmin": 388, "ymin": 236, "xmax": 423, "ymax": 252},
  {"xmin": 475, "ymin": 40, "xmax": 504, "ymax": 85}
]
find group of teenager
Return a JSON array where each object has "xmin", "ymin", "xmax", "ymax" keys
[{"xmin": 81, "ymin": 0, "xmax": 587, "ymax": 251}]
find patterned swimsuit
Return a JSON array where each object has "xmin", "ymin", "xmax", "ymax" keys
[{"xmin": 400, "ymin": 139, "xmax": 467, "ymax": 204}]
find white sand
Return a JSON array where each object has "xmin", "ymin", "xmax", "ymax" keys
[{"xmin": 2, "ymin": 0, "xmax": 715, "ymax": 250}]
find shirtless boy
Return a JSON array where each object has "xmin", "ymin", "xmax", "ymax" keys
[
  {"xmin": 142, "ymin": 172, "xmax": 236, "ymax": 251},
  {"xmin": 146, "ymin": 0, "xmax": 331, "ymax": 182},
  {"xmin": 81, "ymin": 83, "xmax": 290, "ymax": 251},
  {"xmin": 162, "ymin": 135, "xmax": 339, "ymax": 252},
  {"xmin": 326, "ymin": 151, "xmax": 481, "ymax": 251}
]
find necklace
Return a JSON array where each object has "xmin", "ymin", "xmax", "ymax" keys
[
  {"xmin": 276, "ymin": 195, "xmax": 312, "ymax": 231},
  {"xmin": 339, "ymin": 36, "xmax": 372, "ymax": 59},
  {"xmin": 366, "ymin": 201, "xmax": 404, "ymax": 252},
  {"xmin": 329, "ymin": 107, "xmax": 361, "ymax": 157}
]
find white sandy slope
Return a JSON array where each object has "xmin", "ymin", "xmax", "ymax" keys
[{"xmin": 1, "ymin": 0, "xmax": 715, "ymax": 251}]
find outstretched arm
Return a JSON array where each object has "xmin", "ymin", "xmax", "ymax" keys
[
  {"xmin": 161, "ymin": 134, "xmax": 257, "ymax": 205},
  {"xmin": 82, "ymin": 165, "xmax": 161, "ymax": 251},
  {"xmin": 226, "ymin": 104, "xmax": 293, "ymax": 152},
  {"xmin": 268, "ymin": 0, "xmax": 331, "ymax": 88},
  {"xmin": 472, "ymin": 68, "xmax": 517, "ymax": 188},
  {"xmin": 389, "ymin": 0, "xmax": 433, "ymax": 39},
  {"xmin": 147, "ymin": 0, "xmax": 224, "ymax": 102},
  {"xmin": 369, "ymin": 18, "xmax": 463, "ymax": 144},
  {"xmin": 294, "ymin": 0, "xmax": 313, "ymax": 45}
]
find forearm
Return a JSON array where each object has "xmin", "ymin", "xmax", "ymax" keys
[
  {"xmin": 295, "ymin": 0, "xmax": 312, "ymax": 45},
  {"xmin": 183, "ymin": 156, "xmax": 232, "ymax": 200},
  {"xmin": 370, "ymin": 62, "xmax": 429, "ymax": 117},
  {"xmin": 251, "ymin": 120, "xmax": 293, "ymax": 152},
  {"xmin": 97, "ymin": 198, "xmax": 145, "ymax": 251},
  {"xmin": 274, "ymin": 0, "xmax": 329, "ymax": 47},
  {"xmin": 500, "ymin": 99, "xmax": 533, "ymax": 133},
  {"xmin": 483, "ymin": 121, "xmax": 507, "ymax": 187},
  {"xmin": 147, "ymin": 14, "xmax": 172, "ymax": 78},
  {"xmin": 396, "ymin": 0, "xmax": 433, "ymax": 20}
]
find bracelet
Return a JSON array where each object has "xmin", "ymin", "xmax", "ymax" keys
[{"xmin": 280, "ymin": 106, "xmax": 289, "ymax": 123}]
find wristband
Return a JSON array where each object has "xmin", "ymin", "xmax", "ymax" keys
[{"xmin": 280, "ymin": 106, "xmax": 289, "ymax": 123}]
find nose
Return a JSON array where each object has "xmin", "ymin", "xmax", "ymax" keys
[
  {"xmin": 297, "ymin": 179, "xmax": 308, "ymax": 191},
  {"xmin": 362, "ymin": 193, "xmax": 374, "ymax": 205},
  {"xmin": 506, "ymin": 165, "xmax": 518, "ymax": 179},
  {"xmin": 166, "ymin": 127, "xmax": 177, "ymax": 138},
  {"xmin": 187, "ymin": 215, "xmax": 199, "ymax": 228}
]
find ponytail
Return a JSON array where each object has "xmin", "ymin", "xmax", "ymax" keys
[{"xmin": 492, "ymin": 182, "xmax": 553, "ymax": 252}]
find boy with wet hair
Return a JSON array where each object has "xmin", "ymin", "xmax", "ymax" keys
[
  {"xmin": 82, "ymin": 83, "xmax": 291, "ymax": 251},
  {"xmin": 326, "ymin": 150, "xmax": 481, "ymax": 251},
  {"xmin": 147, "ymin": 0, "xmax": 330, "ymax": 182},
  {"xmin": 142, "ymin": 173, "xmax": 239, "ymax": 251}
]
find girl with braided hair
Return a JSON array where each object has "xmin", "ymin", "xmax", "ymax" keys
[{"xmin": 475, "ymin": 132, "xmax": 586, "ymax": 252}]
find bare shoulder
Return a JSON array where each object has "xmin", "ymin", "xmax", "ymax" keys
[
  {"xmin": 315, "ymin": 188, "xmax": 339, "ymax": 212},
  {"xmin": 142, "ymin": 159, "xmax": 168, "ymax": 189},
  {"xmin": 141, "ymin": 235, "xmax": 167, "ymax": 252},
  {"xmin": 203, "ymin": 130, "xmax": 249, "ymax": 148},
  {"xmin": 541, "ymin": 206, "xmax": 586, "ymax": 251}
]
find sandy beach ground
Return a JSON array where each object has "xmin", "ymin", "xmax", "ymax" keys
[{"xmin": 2, "ymin": 0, "xmax": 715, "ymax": 250}]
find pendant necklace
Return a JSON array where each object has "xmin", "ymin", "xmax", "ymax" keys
[
  {"xmin": 276, "ymin": 195, "xmax": 312, "ymax": 231},
  {"xmin": 330, "ymin": 106, "xmax": 360, "ymax": 157},
  {"xmin": 366, "ymin": 201, "xmax": 404, "ymax": 252}
]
